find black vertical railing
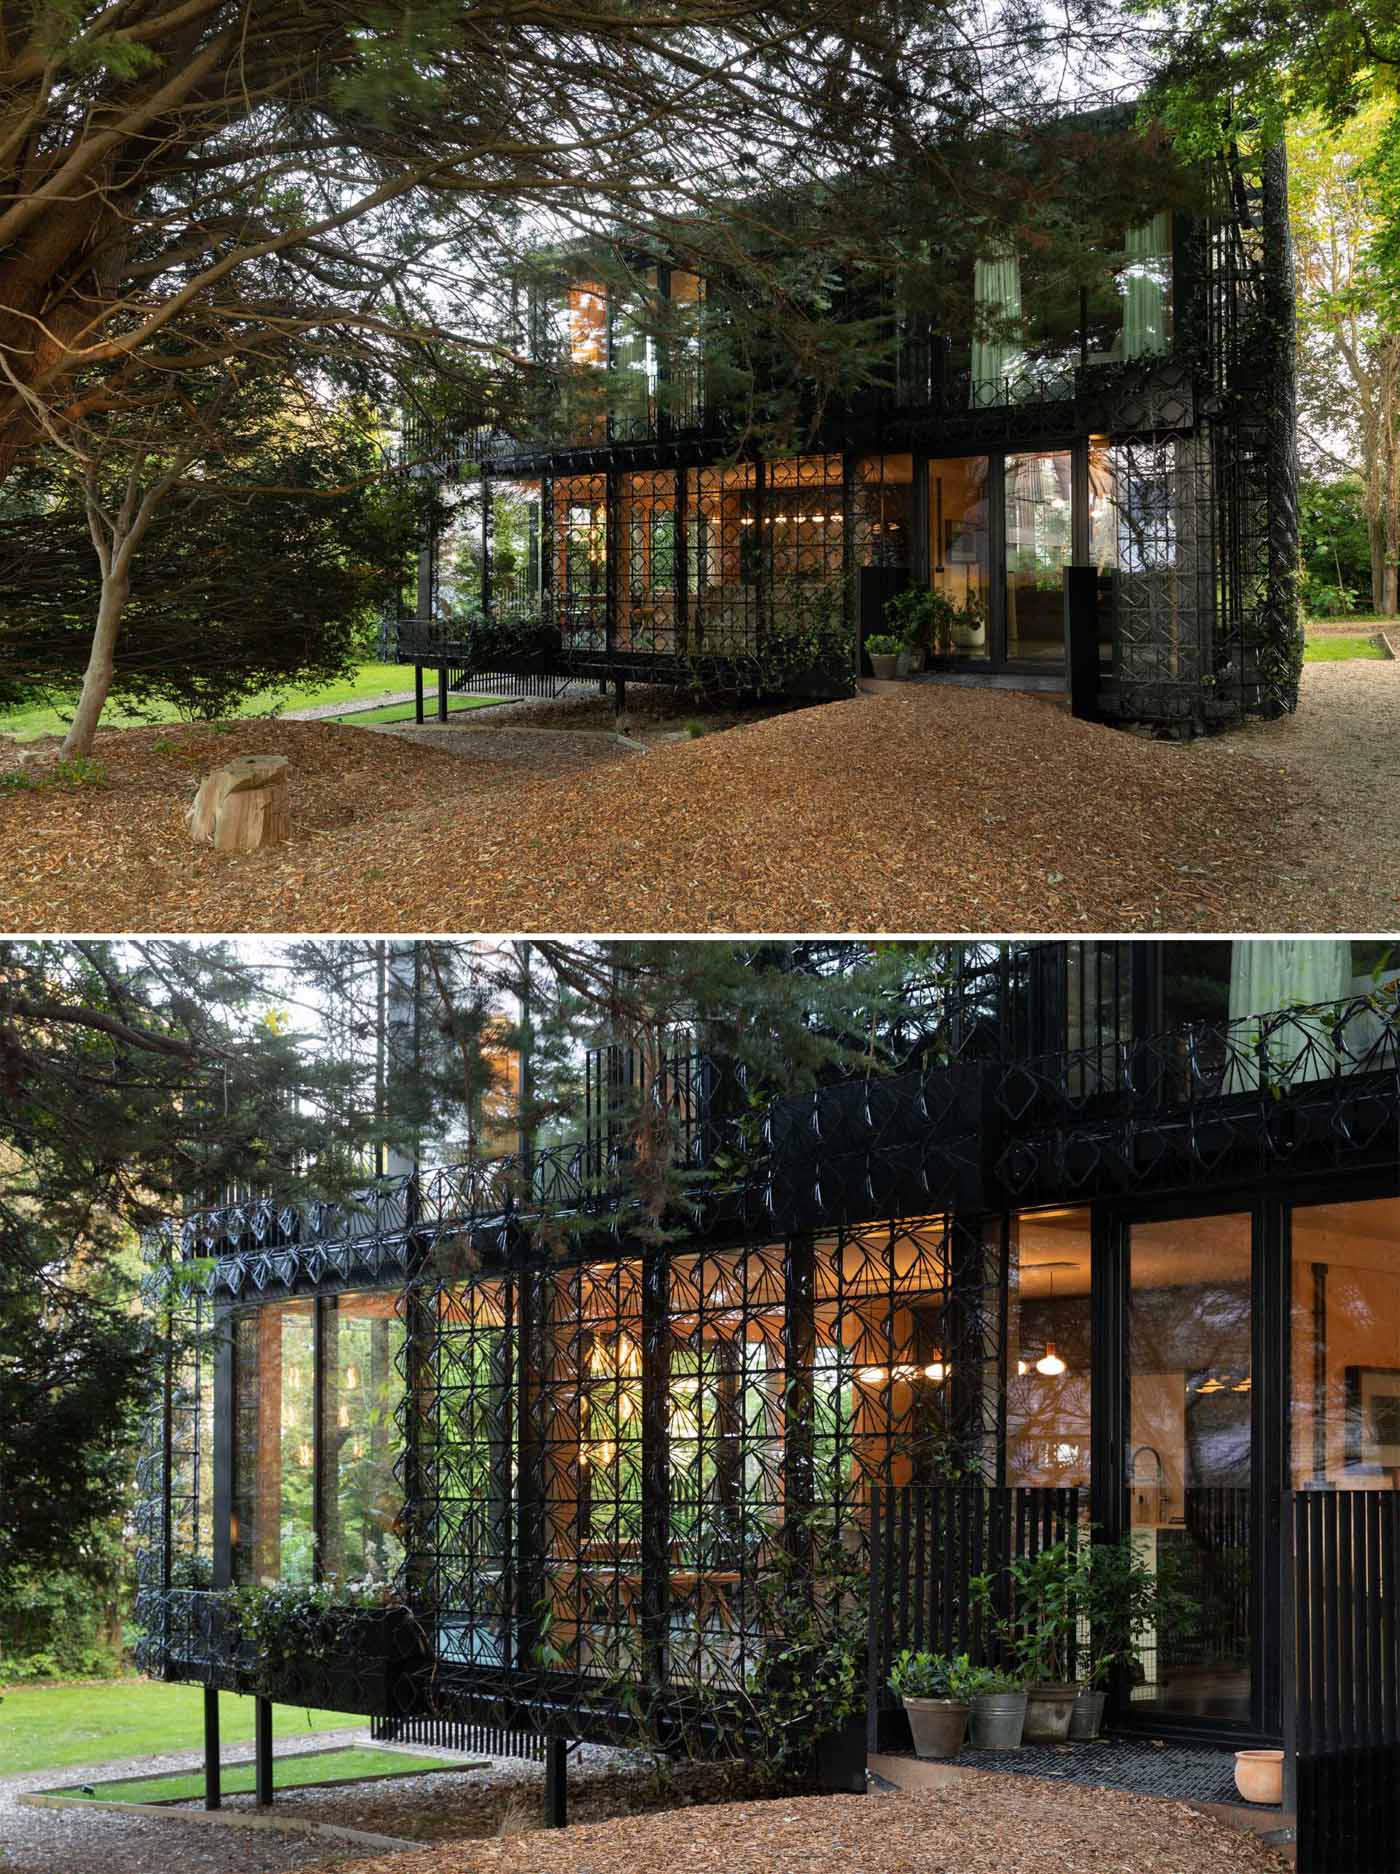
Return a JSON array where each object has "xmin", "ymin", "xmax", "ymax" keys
[
  {"xmin": 1291, "ymin": 1489, "xmax": 1400, "ymax": 1874},
  {"xmin": 867, "ymin": 1483, "xmax": 1081, "ymax": 1751}
]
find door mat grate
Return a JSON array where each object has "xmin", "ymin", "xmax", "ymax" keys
[{"xmin": 950, "ymin": 1736, "xmax": 1245, "ymax": 1806}]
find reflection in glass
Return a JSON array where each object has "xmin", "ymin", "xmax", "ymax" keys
[
  {"xmin": 1006, "ymin": 1210, "xmax": 1092, "ymax": 1489},
  {"xmin": 320, "ymin": 1294, "xmax": 406, "ymax": 1584},
  {"xmin": 928, "ymin": 457, "xmax": 990, "ymax": 658},
  {"xmin": 232, "ymin": 1300, "xmax": 316, "ymax": 1585},
  {"xmin": 1292, "ymin": 1198, "xmax": 1400, "ymax": 1491},
  {"xmin": 1004, "ymin": 451, "xmax": 1072, "ymax": 663},
  {"xmin": 1128, "ymin": 1215, "xmax": 1252, "ymax": 1721}
]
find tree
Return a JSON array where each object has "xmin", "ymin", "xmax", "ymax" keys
[
  {"xmin": 0, "ymin": 939, "xmax": 406, "ymax": 1582},
  {"xmin": 1288, "ymin": 107, "xmax": 1400, "ymax": 613},
  {"xmin": 1298, "ymin": 475, "xmax": 1373, "ymax": 613},
  {"xmin": 0, "ymin": 391, "xmax": 440, "ymax": 731}
]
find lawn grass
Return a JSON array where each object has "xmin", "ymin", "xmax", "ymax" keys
[
  {"xmin": 0, "ymin": 1679, "xmax": 360, "ymax": 1776},
  {"xmin": 59, "ymin": 1744, "xmax": 452, "ymax": 1804},
  {"xmin": 340, "ymin": 693, "xmax": 503, "ymax": 725},
  {"xmin": 0, "ymin": 663, "xmax": 419, "ymax": 742},
  {"xmin": 1303, "ymin": 633, "xmax": 1386, "ymax": 661}
]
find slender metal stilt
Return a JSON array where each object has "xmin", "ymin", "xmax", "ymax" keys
[
  {"xmin": 437, "ymin": 664, "xmax": 448, "ymax": 722},
  {"xmin": 202, "ymin": 1686, "xmax": 221, "ymax": 1811},
  {"xmin": 254, "ymin": 1696, "xmax": 273, "ymax": 1808},
  {"xmin": 543, "ymin": 1736, "xmax": 567, "ymax": 1828},
  {"xmin": 414, "ymin": 665, "xmax": 424, "ymax": 724}
]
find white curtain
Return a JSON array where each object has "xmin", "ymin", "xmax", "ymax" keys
[
  {"xmin": 970, "ymin": 249, "xmax": 1024, "ymax": 407},
  {"xmin": 1227, "ymin": 940, "xmax": 1352, "ymax": 1089},
  {"xmin": 1122, "ymin": 212, "xmax": 1172, "ymax": 358}
]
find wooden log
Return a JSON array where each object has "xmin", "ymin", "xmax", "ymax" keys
[{"xmin": 187, "ymin": 755, "xmax": 290, "ymax": 851}]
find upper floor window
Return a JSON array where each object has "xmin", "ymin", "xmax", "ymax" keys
[{"xmin": 967, "ymin": 212, "xmax": 1174, "ymax": 408}]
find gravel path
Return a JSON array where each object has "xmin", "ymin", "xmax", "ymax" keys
[
  {"xmin": 0, "ymin": 1725, "xmax": 390, "ymax": 1874},
  {"xmin": 367, "ymin": 721, "xmax": 642, "ymax": 777},
  {"xmin": 0, "ymin": 1729, "xmax": 735, "ymax": 1874},
  {"xmin": 1192, "ymin": 660, "xmax": 1400, "ymax": 931},
  {"xmin": 319, "ymin": 1778, "xmax": 1291, "ymax": 1874}
]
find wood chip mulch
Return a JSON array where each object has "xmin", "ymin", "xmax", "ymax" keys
[
  {"xmin": 321, "ymin": 1779, "xmax": 1290, "ymax": 1874},
  {"xmin": 0, "ymin": 687, "xmax": 1324, "ymax": 934}
]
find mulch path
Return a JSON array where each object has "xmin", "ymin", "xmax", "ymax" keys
[
  {"xmin": 0, "ymin": 683, "xmax": 1340, "ymax": 933},
  {"xmin": 323, "ymin": 1780, "xmax": 1290, "ymax": 1874}
]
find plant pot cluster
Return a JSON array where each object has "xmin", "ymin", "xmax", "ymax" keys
[{"xmin": 889, "ymin": 1533, "xmax": 1185, "ymax": 1759}]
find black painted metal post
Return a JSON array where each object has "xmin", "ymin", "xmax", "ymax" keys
[
  {"xmin": 437, "ymin": 664, "xmax": 448, "ymax": 723},
  {"xmin": 414, "ymin": 665, "xmax": 424, "ymax": 725},
  {"xmin": 640, "ymin": 1246, "xmax": 672, "ymax": 1693},
  {"xmin": 543, "ymin": 1737, "xmax": 567, "ymax": 1828},
  {"xmin": 254, "ymin": 1696, "xmax": 273, "ymax": 1808},
  {"xmin": 203, "ymin": 1686, "xmax": 221, "ymax": 1810}
]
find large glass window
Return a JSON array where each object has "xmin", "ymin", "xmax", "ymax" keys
[
  {"xmin": 232, "ymin": 1300, "xmax": 316, "ymax": 1585},
  {"xmin": 1127, "ymin": 1213, "xmax": 1252, "ymax": 1721},
  {"xmin": 231, "ymin": 1295, "xmax": 405, "ymax": 1588},
  {"xmin": 1006, "ymin": 1210, "xmax": 1092, "ymax": 1490},
  {"xmin": 929, "ymin": 456, "xmax": 990, "ymax": 658},
  {"xmin": 1005, "ymin": 451, "xmax": 1072, "ymax": 663},
  {"xmin": 1292, "ymin": 1197, "xmax": 1400, "ymax": 1492},
  {"xmin": 320, "ymin": 1294, "xmax": 406, "ymax": 1584}
]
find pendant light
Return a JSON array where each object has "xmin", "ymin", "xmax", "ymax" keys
[{"xmin": 1034, "ymin": 1267, "xmax": 1067, "ymax": 1377}]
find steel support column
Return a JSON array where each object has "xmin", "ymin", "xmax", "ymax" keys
[
  {"xmin": 254, "ymin": 1695, "xmax": 273, "ymax": 1807},
  {"xmin": 203, "ymin": 1686, "xmax": 221, "ymax": 1810}
]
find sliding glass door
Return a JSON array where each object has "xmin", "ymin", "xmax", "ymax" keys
[
  {"xmin": 928, "ymin": 448, "xmax": 1074, "ymax": 670},
  {"xmin": 1123, "ymin": 1212, "xmax": 1254, "ymax": 1726}
]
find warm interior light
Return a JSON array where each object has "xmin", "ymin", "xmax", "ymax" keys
[
  {"xmin": 1233, "ymin": 1377, "xmax": 1252, "ymax": 1392},
  {"xmin": 338, "ymin": 1404, "xmax": 350, "ymax": 1428},
  {"xmin": 857, "ymin": 1365, "xmax": 888, "ymax": 1386},
  {"xmin": 1035, "ymin": 1344, "xmax": 1067, "ymax": 1378},
  {"xmin": 1016, "ymin": 1359, "xmax": 1029, "ymax": 1377},
  {"xmin": 923, "ymin": 1360, "xmax": 949, "ymax": 1383},
  {"xmin": 1198, "ymin": 1377, "xmax": 1224, "ymax": 1394},
  {"xmin": 344, "ymin": 1364, "xmax": 359, "ymax": 1390}
]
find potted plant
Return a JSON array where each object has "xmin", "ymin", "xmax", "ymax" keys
[
  {"xmin": 863, "ymin": 631, "xmax": 902, "ymax": 679},
  {"xmin": 973, "ymin": 1542, "xmax": 1080, "ymax": 1743},
  {"xmin": 882, "ymin": 588, "xmax": 961, "ymax": 670},
  {"xmin": 952, "ymin": 592, "xmax": 988, "ymax": 651},
  {"xmin": 964, "ymin": 1666, "xmax": 1028, "ymax": 1750},
  {"xmin": 1073, "ymin": 1536, "xmax": 1199, "ymax": 1739},
  {"xmin": 888, "ymin": 1650, "xmax": 977, "ymax": 1759}
]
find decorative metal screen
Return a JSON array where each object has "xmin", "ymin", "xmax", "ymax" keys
[
  {"xmin": 620, "ymin": 470, "xmax": 681, "ymax": 654},
  {"xmin": 685, "ymin": 462, "xmax": 759, "ymax": 658},
  {"xmin": 552, "ymin": 473, "xmax": 608, "ymax": 652}
]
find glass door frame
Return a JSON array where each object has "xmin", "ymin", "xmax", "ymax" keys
[
  {"xmin": 922, "ymin": 435, "xmax": 1088, "ymax": 675},
  {"xmin": 1089, "ymin": 1191, "xmax": 1287, "ymax": 1744}
]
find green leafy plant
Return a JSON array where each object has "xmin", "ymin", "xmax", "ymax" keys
[
  {"xmin": 746, "ymin": 1512, "xmax": 869, "ymax": 1784},
  {"xmin": 1076, "ymin": 1536, "xmax": 1193, "ymax": 1690},
  {"xmin": 211, "ymin": 1577, "xmax": 402, "ymax": 1696},
  {"xmin": 961, "ymin": 1664, "xmax": 1025, "ymax": 1697},
  {"xmin": 52, "ymin": 756, "xmax": 107, "ymax": 787},
  {"xmin": 863, "ymin": 631, "xmax": 901, "ymax": 655},
  {"xmin": 971, "ymin": 1539, "xmax": 1080, "ymax": 1685},
  {"xmin": 888, "ymin": 1649, "xmax": 980, "ymax": 1702}
]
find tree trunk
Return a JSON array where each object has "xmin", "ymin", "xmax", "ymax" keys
[
  {"xmin": 61, "ymin": 567, "xmax": 130, "ymax": 759},
  {"xmin": 1370, "ymin": 524, "xmax": 1386, "ymax": 615}
]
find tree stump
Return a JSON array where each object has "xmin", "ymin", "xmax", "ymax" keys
[{"xmin": 187, "ymin": 755, "xmax": 290, "ymax": 851}]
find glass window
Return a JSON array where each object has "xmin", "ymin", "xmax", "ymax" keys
[
  {"xmin": 1292, "ymin": 1197, "xmax": 1400, "ymax": 1491},
  {"xmin": 232, "ymin": 1300, "xmax": 316, "ymax": 1585},
  {"xmin": 855, "ymin": 455, "xmax": 913, "ymax": 571},
  {"xmin": 1005, "ymin": 451, "xmax": 1072, "ymax": 663},
  {"xmin": 929, "ymin": 456, "xmax": 990, "ymax": 657},
  {"xmin": 1127, "ymin": 1214, "xmax": 1252, "ymax": 1721},
  {"xmin": 666, "ymin": 270, "xmax": 706, "ymax": 428},
  {"xmin": 1006, "ymin": 1210, "xmax": 1092, "ymax": 1489},
  {"xmin": 319, "ymin": 1294, "xmax": 406, "ymax": 1585}
]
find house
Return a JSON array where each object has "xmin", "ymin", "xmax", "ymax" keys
[
  {"xmin": 138, "ymin": 940, "xmax": 1399, "ymax": 1869},
  {"xmin": 388, "ymin": 112, "xmax": 1300, "ymax": 736}
]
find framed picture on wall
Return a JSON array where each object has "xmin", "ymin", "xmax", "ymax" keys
[{"xmin": 1344, "ymin": 1366, "xmax": 1400, "ymax": 1468}]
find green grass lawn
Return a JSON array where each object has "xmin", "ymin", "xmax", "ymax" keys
[
  {"xmin": 1303, "ymin": 633, "xmax": 1386, "ymax": 661},
  {"xmin": 0, "ymin": 1679, "xmax": 361, "ymax": 1776},
  {"xmin": 57, "ymin": 1744, "xmax": 452, "ymax": 1804},
  {"xmin": 0, "ymin": 662, "xmax": 421, "ymax": 742},
  {"xmin": 340, "ymin": 693, "xmax": 503, "ymax": 726}
]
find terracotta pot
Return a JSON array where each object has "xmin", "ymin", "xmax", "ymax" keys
[
  {"xmin": 968, "ymin": 1690, "xmax": 1027, "ymax": 1750},
  {"xmin": 1069, "ymin": 1687, "xmax": 1106, "ymax": 1740},
  {"xmin": 868, "ymin": 652, "xmax": 900, "ymax": 679},
  {"xmin": 1234, "ymin": 1749, "xmax": 1284, "ymax": 1806},
  {"xmin": 902, "ymin": 1696, "xmax": 969, "ymax": 1760},
  {"xmin": 1022, "ymin": 1682, "xmax": 1079, "ymax": 1743}
]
